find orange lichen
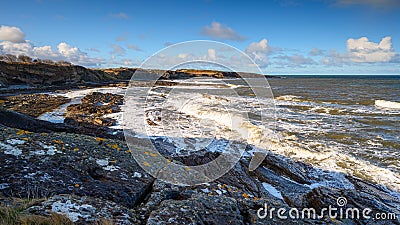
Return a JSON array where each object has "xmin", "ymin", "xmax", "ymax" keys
[
  {"xmin": 16, "ymin": 130, "xmax": 32, "ymax": 135},
  {"xmin": 73, "ymin": 147, "xmax": 79, "ymax": 152},
  {"xmin": 74, "ymin": 184, "xmax": 80, "ymax": 188},
  {"xmin": 53, "ymin": 140, "xmax": 64, "ymax": 144},
  {"xmin": 242, "ymin": 193, "xmax": 249, "ymax": 198},
  {"xmin": 96, "ymin": 137, "xmax": 106, "ymax": 142}
]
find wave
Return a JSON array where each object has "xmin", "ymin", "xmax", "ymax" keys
[
  {"xmin": 275, "ymin": 95, "xmax": 303, "ymax": 101},
  {"xmin": 375, "ymin": 100, "xmax": 400, "ymax": 109},
  {"xmin": 169, "ymin": 93, "xmax": 274, "ymax": 146}
]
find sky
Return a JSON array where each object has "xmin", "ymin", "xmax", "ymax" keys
[{"xmin": 0, "ymin": 0, "xmax": 399, "ymax": 75}]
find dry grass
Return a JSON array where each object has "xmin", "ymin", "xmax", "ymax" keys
[
  {"xmin": 0, "ymin": 206, "xmax": 73, "ymax": 225},
  {"xmin": 0, "ymin": 195, "xmax": 117, "ymax": 225}
]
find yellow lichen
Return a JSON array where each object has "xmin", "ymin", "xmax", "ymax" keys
[
  {"xmin": 73, "ymin": 147, "xmax": 79, "ymax": 152},
  {"xmin": 16, "ymin": 130, "xmax": 32, "ymax": 135},
  {"xmin": 96, "ymin": 137, "xmax": 106, "ymax": 142},
  {"xmin": 143, "ymin": 162, "xmax": 150, "ymax": 167},
  {"xmin": 53, "ymin": 140, "xmax": 64, "ymax": 144}
]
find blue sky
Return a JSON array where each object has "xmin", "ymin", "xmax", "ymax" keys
[{"xmin": 0, "ymin": 0, "xmax": 399, "ymax": 74}]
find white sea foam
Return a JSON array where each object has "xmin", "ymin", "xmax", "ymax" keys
[
  {"xmin": 38, "ymin": 87, "xmax": 126, "ymax": 123},
  {"xmin": 275, "ymin": 95, "xmax": 303, "ymax": 101},
  {"xmin": 375, "ymin": 100, "xmax": 400, "ymax": 109},
  {"xmin": 262, "ymin": 182, "xmax": 284, "ymax": 200}
]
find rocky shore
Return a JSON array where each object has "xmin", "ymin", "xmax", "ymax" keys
[
  {"xmin": 0, "ymin": 99, "xmax": 399, "ymax": 224},
  {"xmin": 0, "ymin": 64, "xmax": 399, "ymax": 224}
]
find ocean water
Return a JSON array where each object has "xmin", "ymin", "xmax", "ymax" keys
[
  {"xmin": 122, "ymin": 75, "xmax": 400, "ymax": 192},
  {"xmin": 38, "ymin": 75, "xmax": 400, "ymax": 193}
]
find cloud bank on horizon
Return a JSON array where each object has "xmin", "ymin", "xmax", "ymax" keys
[{"xmin": 0, "ymin": 0, "xmax": 399, "ymax": 74}]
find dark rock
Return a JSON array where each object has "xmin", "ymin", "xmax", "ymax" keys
[
  {"xmin": 0, "ymin": 93, "xmax": 70, "ymax": 117},
  {"xmin": 65, "ymin": 92, "xmax": 124, "ymax": 128}
]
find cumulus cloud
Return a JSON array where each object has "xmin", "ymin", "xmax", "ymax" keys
[
  {"xmin": 0, "ymin": 26, "xmax": 103, "ymax": 66},
  {"xmin": 245, "ymin": 39, "xmax": 272, "ymax": 67},
  {"xmin": 208, "ymin": 48, "xmax": 216, "ymax": 60},
  {"xmin": 0, "ymin": 25, "xmax": 25, "ymax": 43},
  {"xmin": 347, "ymin": 36, "xmax": 396, "ymax": 62},
  {"xmin": 109, "ymin": 12, "xmax": 129, "ymax": 19},
  {"xmin": 320, "ymin": 50, "xmax": 350, "ymax": 66},
  {"xmin": 201, "ymin": 22, "xmax": 246, "ymax": 41}
]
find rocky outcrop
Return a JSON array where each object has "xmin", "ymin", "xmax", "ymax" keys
[
  {"xmin": 0, "ymin": 107, "xmax": 123, "ymax": 140},
  {"xmin": 0, "ymin": 120, "xmax": 399, "ymax": 224},
  {"xmin": 0, "ymin": 61, "xmax": 116, "ymax": 86},
  {"xmin": 0, "ymin": 124, "xmax": 153, "ymax": 224},
  {"xmin": 0, "ymin": 94, "xmax": 70, "ymax": 117},
  {"xmin": 65, "ymin": 92, "xmax": 124, "ymax": 127},
  {"xmin": 0, "ymin": 61, "xmax": 277, "ymax": 88}
]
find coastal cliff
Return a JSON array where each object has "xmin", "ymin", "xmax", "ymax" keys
[
  {"xmin": 0, "ymin": 60, "xmax": 272, "ymax": 88},
  {"xmin": 0, "ymin": 61, "xmax": 117, "ymax": 86}
]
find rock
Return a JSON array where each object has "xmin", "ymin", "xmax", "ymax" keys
[
  {"xmin": 0, "ymin": 125, "xmax": 154, "ymax": 220},
  {"xmin": 65, "ymin": 92, "xmax": 124, "ymax": 128},
  {"xmin": 0, "ymin": 93, "xmax": 70, "ymax": 117},
  {"xmin": 0, "ymin": 61, "xmax": 117, "ymax": 86},
  {"xmin": 0, "ymin": 108, "xmax": 123, "ymax": 140}
]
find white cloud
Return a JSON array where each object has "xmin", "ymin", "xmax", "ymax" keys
[
  {"xmin": 178, "ymin": 53, "xmax": 187, "ymax": 59},
  {"xmin": 0, "ymin": 26, "xmax": 104, "ymax": 67},
  {"xmin": 208, "ymin": 48, "xmax": 216, "ymax": 60},
  {"xmin": 347, "ymin": 36, "xmax": 396, "ymax": 62},
  {"xmin": 0, "ymin": 41, "xmax": 33, "ymax": 56},
  {"xmin": 246, "ymin": 39, "xmax": 269, "ymax": 52},
  {"xmin": 0, "ymin": 26, "xmax": 25, "ymax": 43},
  {"xmin": 245, "ymin": 39, "xmax": 272, "ymax": 67},
  {"xmin": 201, "ymin": 22, "xmax": 246, "ymax": 41},
  {"xmin": 320, "ymin": 50, "xmax": 350, "ymax": 66},
  {"xmin": 33, "ymin": 45, "xmax": 59, "ymax": 59}
]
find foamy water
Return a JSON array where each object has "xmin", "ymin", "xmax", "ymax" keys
[
  {"xmin": 122, "ymin": 76, "xmax": 400, "ymax": 194},
  {"xmin": 38, "ymin": 76, "xmax": 400, "ymax": 195}
]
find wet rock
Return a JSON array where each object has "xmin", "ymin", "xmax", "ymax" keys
[
  {"xmin": 0, "ymin": 108, "xmax": 123, "ymax": 140},
  {"xmin": 0, "ymin": 93, "xmax": 70, "ymax": 117},
  {"xmin": 65, "ymin": 92, "xmax": 123, "ymax": 128}
]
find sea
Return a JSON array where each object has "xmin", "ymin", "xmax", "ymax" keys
[{"xmin": 40, "ymin": 75, "xmax": 400, "ymax": 194}]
